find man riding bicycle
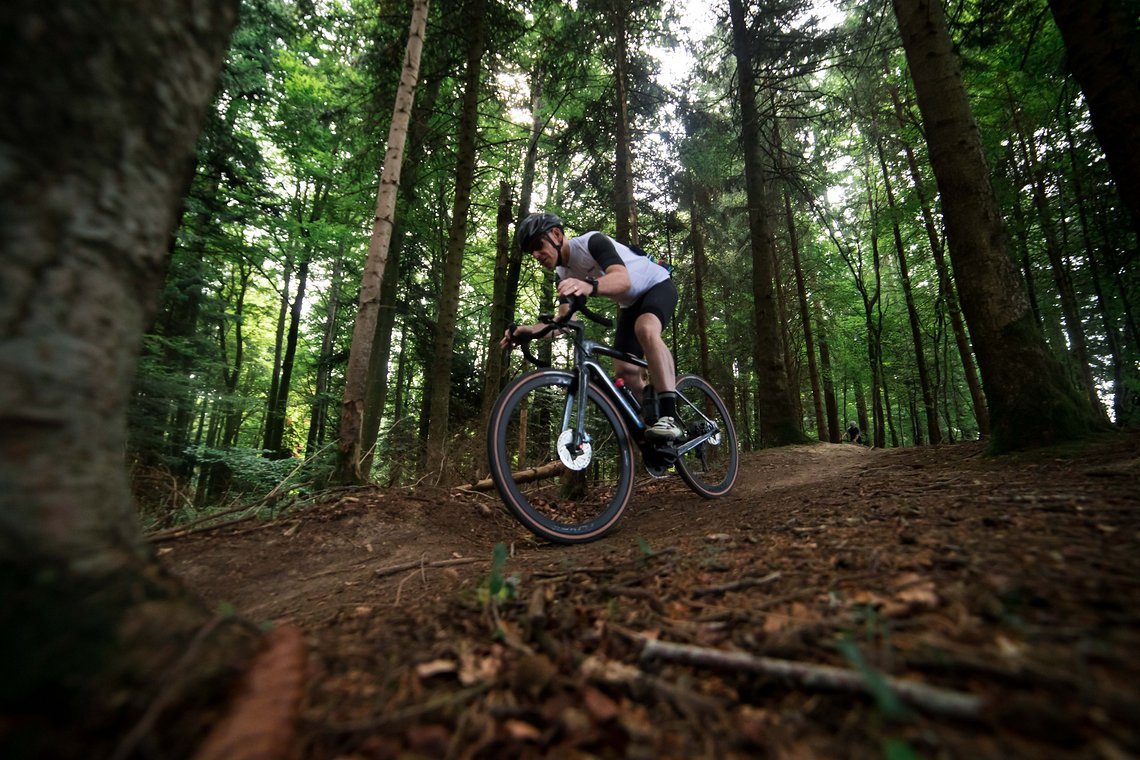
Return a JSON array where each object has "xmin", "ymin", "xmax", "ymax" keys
[{"xmin": 502, "ymin": 212, "xmax": 682, "ymax": 443}]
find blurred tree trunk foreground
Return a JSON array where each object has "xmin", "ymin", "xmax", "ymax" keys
[{"xmin": 0, "ymin": 1, "xmax": 262, "ymax": 757}]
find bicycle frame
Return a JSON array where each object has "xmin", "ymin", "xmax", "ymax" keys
[{"xmin": 522, "ymin": 305, "xmax": 721, "ymax": 461}]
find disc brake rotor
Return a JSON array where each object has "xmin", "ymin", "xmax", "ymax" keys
[{"xmin": 557, "ymin": 429, "xmax": 592, "ymax": 471}]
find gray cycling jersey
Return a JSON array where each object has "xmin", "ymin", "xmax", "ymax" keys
[{"xmin": 556, "ymin": 231, "xmax": 670, "ymax": 309}]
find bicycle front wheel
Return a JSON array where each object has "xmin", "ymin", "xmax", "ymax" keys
[
  {"xmin": 487, "ymin": 369, "xmax": 635, "ymax": 543},
  {"xmin": 674, "ymin": 373, "xmax": 739, "ymax": 498}
]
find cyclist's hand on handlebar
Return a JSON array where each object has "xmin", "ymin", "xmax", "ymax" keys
[
  {"xmin": 500, "ymin": 323, "xmax": 535, "ymax": 350},
  {"xmin": 557, "ymin": 277, "xmax": 592, "ymax": 299}
]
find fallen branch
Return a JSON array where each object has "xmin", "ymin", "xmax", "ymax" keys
[
  {"xmin": 460, "ymin": 460, "xmax": 565, "ymax": 492},
  {"xmin": 638, "ymin": 638, "xmax": 983, "ymax": 720},
  {"xmin": 373, "ymin": 556, "xmax": 485, "ymax": 579}
]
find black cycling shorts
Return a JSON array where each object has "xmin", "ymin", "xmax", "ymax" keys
[{"xmin": 614, "ymin": 279, "xmax": 678, "ymax": 358}]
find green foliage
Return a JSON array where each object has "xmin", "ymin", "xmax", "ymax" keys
[
  {"xmin": 836, "ymin": 636, "xmax": 913, "ymax": 722},
  {"xmin": 128, "ymin": 0, "xmax": 1134, "ymax": 517},
  {"xmin": 187, "ymin": 444, "xmax": 336, "ymax": 499},
  {"xmin": 479, "ymin": 542, "xmax": 520, "ymax": 605}
]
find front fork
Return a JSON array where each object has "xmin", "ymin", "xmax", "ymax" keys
[{"xmin": 562, "ymin": 365, "xmax": 591, "ymax": 453}]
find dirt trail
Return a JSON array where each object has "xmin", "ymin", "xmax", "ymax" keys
[
  {"xmin": 164, "ymin": 443, "xmax": 874, "ymax": 626},
  {"xmin": 164, "ymin": 435, "xmax": 1140, "ymax": 758}
]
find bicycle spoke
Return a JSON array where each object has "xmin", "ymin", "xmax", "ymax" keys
[
  {"xmin": 488, "ymin": 371, "xmax": 634, "ymax": 543},
  {"xmin": 673, "ymin": 374, "xmax": 739, "ymax": 498}
]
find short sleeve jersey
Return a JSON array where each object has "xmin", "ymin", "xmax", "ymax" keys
[{"xmin": 556, "ymin": 231, "xmax": 670, "ymax": 309}]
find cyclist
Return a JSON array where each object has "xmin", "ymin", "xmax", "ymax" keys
[
  {"xmin": 502, "ymin": 212, "xmax": 682, "ymax": 442},
  {"xmin": 845, "ymin": 420, "xmax": 863, "ymax": 444}
]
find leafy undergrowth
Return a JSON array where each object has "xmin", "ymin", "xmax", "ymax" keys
[{"xmin": 165, "ymin": 433, "xmax": 1140, "ymax": 759}]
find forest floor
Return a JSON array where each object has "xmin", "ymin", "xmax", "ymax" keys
[{"xmin": 162, "ymin": 431, "xmax": 1140, "ymax": 759}]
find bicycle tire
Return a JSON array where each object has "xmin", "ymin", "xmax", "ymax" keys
[
  {"xmin": 487, "ymin": 369, "xmax": 635, "ymax": 543},
  {"xmin": 673, "ymin": 374, "xmax": 739, "ymax": 498}
]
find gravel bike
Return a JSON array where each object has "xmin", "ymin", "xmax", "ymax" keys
[{"xmin": 487, "ymin": 296, "xmax": 739, "ymax": 544}]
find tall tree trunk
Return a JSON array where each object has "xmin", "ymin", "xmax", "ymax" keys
[
  {"xmin": 423, "ymin": 0, "xmax": 487, "ymax": 479},
  {"xmin": 612, "ymin": 1, "xmax": 638, "ymax": 244},
  {"xmin": 784, "ymin": 189, "xmax": 825, "ymax": 440},
  {"xmin": 691, "ymin": 185, "xmax": 713, "ymax": 383},
  {"xmin": 265, "ymin": 254, "xmax": 310, "ymax": 457},
  {"xmin": 219, "ymin": 260, "xmax": 250, "ymax": 459},
  {"xmin": 266, "ymin": 249, "xmax": 292, "ymax": 453},
  {"xmin": 889, "ymin": 83, "xmax": 989, "ymax": 437},
  {"xmin": 772, "ymin": 245, "xmax": 801, "ymax": 427},
  {"xmin": 890, "ymin": 0, "xmax": 1100, "ymax": 451},
  {"xmin": 875, "ymin": 133, "xmax": 941, "ymax": 443},
  {"xmin": 336, "ymin": 0, "xmax": 430, "ymax": 483},
  {"xmin": 360, "ymin": 70, "xmax": 442, "ymax": 478},
  {"xmin": 1062, "ymin": 102, "xmax": 1137, "ymax": 426},
  {"xmin": 1046, "ymin": 0, "xmax": 1140, "ymax": 241},
  {"xmin": 481, "ymin": 182, "xmax": 514, "ymax": 422},
  {"xmin": 1002, "ymin": 160, "xmax": 1047, "ymax": 335},
  {"xmin": 814, "ymin": 299, "xmax": 842, "ymax": 442},
  {"xmin": 307, "ymin": 248, "xmax": 343, "ymax": 456},
  {"xmin": 0, "ymin": 1, "xmax": 262, "ymax": 756},
  {"xmin": 854, "ymin": 377, "xmax": 870, "ymax": 441},
  {"xmin": 1011, "ymin": 101, "xmax": 1105, "ymax": 420},
  {"xmin": 505, "ymin": 75, "xmax": 545, "ymax": 330},
  {"xmin": 728, "ymin": 0, "xmax": 805, "ymax": 446}
]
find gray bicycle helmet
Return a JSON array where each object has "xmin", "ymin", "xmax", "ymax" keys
[{"xmin": 514, "ymin": 212, "xmax": 563, "ymax": 251}]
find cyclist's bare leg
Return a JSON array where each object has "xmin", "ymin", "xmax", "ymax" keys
[
  {"xmin": 634, "ymin": 313, "xmax": 675, "ymax": 393},
  {"xmin": 614, "ymin": 358, "xmax": 646, "ymax": 396}
]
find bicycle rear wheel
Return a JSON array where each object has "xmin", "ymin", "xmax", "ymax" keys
[
  {"xmin": 674, "ymin": 373, "xmax": 739, "ymax": 498},
  {"xmin": 487, "ymin": 369, "xmax": 634, "ymax": 543}
]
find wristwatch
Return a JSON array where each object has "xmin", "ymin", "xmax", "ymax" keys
[{"xmin": 586, "ymin": 276, "xmax": 598, "ymax": 296}]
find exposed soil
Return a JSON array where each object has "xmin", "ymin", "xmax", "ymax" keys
[{"xmin": 162, "ymin": 432, "xmax": 1140, "ymax": 759}]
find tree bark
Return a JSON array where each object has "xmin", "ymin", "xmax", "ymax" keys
[
  {"xmin": 875, "ymin": 133, "xmax": 941, "ymax": 444},
  {"xmin": 728, "ymin": 0, "xmax": 806, "ymax": 447},
  {"xmin": 265, "ymin": 254, "xmax": 310, "ymax": 457},
  {"xmin": 691, "ymin": 185, "xmax": 713, "ymax": 383},
  {"xmin": 1061, "ymin": 102, "xmax": 1138, "ymax": 426},
  {"xmin": 336, "ymin": 0, "xmax": 430, "ymax": 483},
  {"xmin": 890, "ymin": 0, "xmax": 1099, "ymax": 451},
  {"xmin": 612, "ymin": 1, "xmax": 638, "ymax": 244},
  {"xmin": 0, "ymin": 1, "xmax": 261, "ymax": 756},
  {"xmin": 307, "ymin": 249, "xmax": 343, "ymax": 456},
  {"xmin": 1010, "ymin": 105, "xmax": 1105, "ymax": 420},
  {"xmin": 888, "ymin": 83, "xmax": 989, "ymax": 437},
  {"xmin": 785, "ymin": 189, "xmax": 825, "ymax": 441},
  {"xmin": 814, "ymin": 300, "xmax": 842, "ymax": 443},
  {"xmin": 481, "ymin": 181, "xmax": 514, "ymax": 422},
  {"xmin": 1046, "ymin": 0, "xmax": 1140, "ymax": 241},
  {"xmin": 423, "ymin": 0, "xmax": 487, "ymax": 479},
  {"xmin": 360, "ymin": 70, "xmax": 442, "ymax": 478}
]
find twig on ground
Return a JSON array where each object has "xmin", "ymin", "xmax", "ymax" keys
[
  {"xmin": 323, "ymin": 683, "xmax": 494, "ymax": 733},
  {"xmin": 638, "ymin": 637, "xmax": 983, "ymax": 720},
  {"xmin": 394, "ymin": 568, "xmax": 423, "ymax": 606},
  {"xmin": 692, "ymin": 571, "xmax": 782, "ymax": 597},
  {"xmin": 602, "ymin": 585, "xmax": 667, "ymax": 615},
  {"xmin": 532, "ymin": 547, "xmax": 679, "ymax": 582}
]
